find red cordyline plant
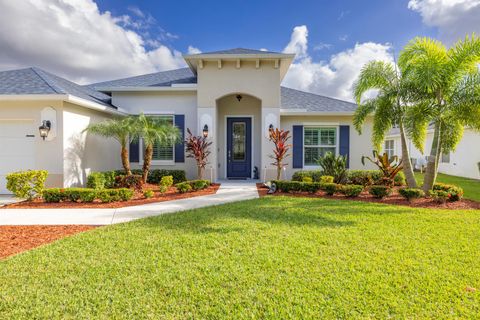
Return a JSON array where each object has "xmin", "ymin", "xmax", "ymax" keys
[
  {"xmin": 269, "ymin": 127, "xmax": 291, "ymax": 180},
  {"xmin": 185, "ymin": 128, "xmax": 213, "ymax": 179}
]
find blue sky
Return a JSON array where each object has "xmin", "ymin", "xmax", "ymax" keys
[{"xmin": 0, "ymin": 0, "xmax": 478, "ymax": 100}]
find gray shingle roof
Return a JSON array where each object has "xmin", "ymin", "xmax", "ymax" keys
[
  {"xmin": 190, "ymin": 48, "xmax": 282, "ymax": 55},
  {"xmin": 0, "ymin": 67, "xmax": 113, "ymax": 107},
  {"xmin": 280, "ymin": 87, "xmax": 357, "ymax": 113},
  {"xmin": 89, "ymin": 67, "xmax": 196, "ymax": 89}
]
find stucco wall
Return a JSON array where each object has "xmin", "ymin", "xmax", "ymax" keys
[
  {"xmin": 62, "ymin": 102, "xmax": 122, "ymax": 187},
  {"xmin": 278, "ymin": 115, "xmax": 376, "ymax": 180}
]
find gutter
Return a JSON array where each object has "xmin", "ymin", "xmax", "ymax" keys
[
  {"xmin": 96, "ymin": 85, "xmax": 197, "ymax": 92},
  {"xmin": 280, "ymin": 109, "xmax": 356, "ymax": 116}
]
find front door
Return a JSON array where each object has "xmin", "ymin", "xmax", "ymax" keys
[{"xmin": 227, "ymin": 117, "xmax": 252, "ymax": 179}]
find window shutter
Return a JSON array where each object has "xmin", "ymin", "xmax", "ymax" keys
[
  {"xmin": 129, "ymin": 138, "xmax": 140, "ymax": 163},
  {"xmin": 339, "ymin": 125, "xmax": 350, "ymax": 168},
  {"xmin": 292, "ymin": 125, "xmax": 303, "ymax": 169},
  {"xmin": 174, "ymin": 114, "xmax": 185, "ymax": 163}
]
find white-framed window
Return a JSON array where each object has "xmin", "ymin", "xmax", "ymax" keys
[
  {"xmin": 144, "ymin": 115, "xmax": 175, "ymax": 163},
  {"xmin": 441, "ymin": 152, "xmax": 450, "ymax": 163},
  {"xmin": 303, "ymin": 127, "xmax": 337, "ymax": 166},
  {"xmin": 384, "ymin": 139, "xmax": 395, "ymax": 158}
]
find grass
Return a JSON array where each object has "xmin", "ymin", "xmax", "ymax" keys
[
  {"xmin": 1, "ymin": 197, "xmax": 479, "ymax": 318},
  {"xmin": 414, "ymin": 172, "xmax": 480, "ymax": 201}
]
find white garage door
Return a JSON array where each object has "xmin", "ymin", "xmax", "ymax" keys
[{"xmin": 0, "ymin": 120, "xmax": 35, "ymax": 194}]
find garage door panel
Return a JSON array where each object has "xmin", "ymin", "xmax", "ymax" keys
[{"xmin": 0, "ymin": 138, "xmax": 34, "ymax": 157}]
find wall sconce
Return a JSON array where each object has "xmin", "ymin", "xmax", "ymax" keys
[
  {"xmin": 269, "ymin": 124, "xmax": 274, "ymax": 131},
  {"xmin": 203, "ymin": 124, "xmax": 209, "ymax": 138},
  {"xmin": 236, "ymin": 94, "xmax": 243, "ymax": 102},
  {"xmin": 38, "ymin": 120, "xmax": 51, "ymax": 140}
]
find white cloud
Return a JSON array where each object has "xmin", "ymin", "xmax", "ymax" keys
[
  {"xmin": 408, "ymin": 0, "xmax": 480, "ymax": 44},
  {"xmin": 313, "ymin": 42, "xmax": 333, "ymax": 51},
  {"xmin": 187, "ymin": 46, "xmax": 202, "ymax": 54},
  {"xmin": 282, "ymin": 25, "xmax": 393, "ymax": 101},
  {"xmin": 0, "ymin": 0, "xmax": 187, "ymax": 83}
]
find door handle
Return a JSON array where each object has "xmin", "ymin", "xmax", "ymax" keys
[{"xmin": 228, "ymin": 150, "xmax": 231, "ymax": 162}]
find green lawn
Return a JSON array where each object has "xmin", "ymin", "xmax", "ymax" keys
[
  {"xmin": 414, "ymin": 172, "xmax": 480, "ymax": 201},
  {"xmin": 1, "ymin": 197, "xmax": 479, "ymax": 318}
]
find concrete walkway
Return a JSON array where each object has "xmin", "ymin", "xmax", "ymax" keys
[{"xmin": 0, "ymin": 181, "xmax": 259, "ymax": 226}]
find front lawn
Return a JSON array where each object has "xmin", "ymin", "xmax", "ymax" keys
[
  {"xmin": 415, "ymin": 172, "xmax": 480, "ymax": 202},
  {"xmin": 1, "ymin": 197, "xmax": 479, "ymax": 318}
]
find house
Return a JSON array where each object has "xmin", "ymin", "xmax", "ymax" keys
[
  {"xmin": 0, "ymin": 48, "xmax": 376, "ymax": 193},
  {"xmin": 385, "ymin": 127, "xmax": 480, "ymax": 180}
]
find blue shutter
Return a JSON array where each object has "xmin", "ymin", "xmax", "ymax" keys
[
  {"xmin": 129, "ymin": 138, "xmax": 139, "ymax": 163},
  {"xmin": 174, "ymin": 114, "xmax": 185, "ymax": 163},
  {"xmin": 339, "ymin": 125, "xmax": 350, "ymax": 168},
  {"xmin": 292, "ymin": 125, "xmax": 303, "ymax": 169}
]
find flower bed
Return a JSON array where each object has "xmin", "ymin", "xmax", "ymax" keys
[
  {"xmin": 257, "ymin": 183, "xmax": 480, "ymax": 210},
  {"xmin": 2, "ymin": 183, "xmax": 220, "ymax": 209}
]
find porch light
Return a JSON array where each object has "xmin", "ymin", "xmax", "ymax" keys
[
  {"xmin": 236, "ymin": 94, "xmax": 243, "ymax": 102},
  {"xmin": 38, "ymin": 120, "xmax": 51, "ymax": 140},
  {"xmin": 269, "ymin": 124, "xmax": 274, "ymax": 131},
  {"xmin": 203, "ymin": 124, "xmax": 209, "ymax": 138}
]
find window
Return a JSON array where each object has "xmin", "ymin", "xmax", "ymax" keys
[
  {"xmin": 149, "ymin": 115, "xmax": 174, "ymax": 162},
  {"xmin": 441, "ymin": 152, "xmax": 450, "ymax": 163},
  {"xmin": 303, "ymin": 127, "xmax": 337, "ymax": 166},
  {"xmin": 384, "ymin": 140, "xmax": 395, "ymax": 158}
]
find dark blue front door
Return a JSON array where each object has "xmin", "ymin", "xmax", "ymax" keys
[{"xmin": 227, "ymin": 117, "xmax": 252, "ymax": 179}]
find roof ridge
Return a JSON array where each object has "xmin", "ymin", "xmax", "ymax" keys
[
  {"xmin": 281, "ymin": 86, "xmax": 356, "ymax": 105},
  {"xmin": 30, "ymin": 67, "xmax": 66, "ymax": 94}
]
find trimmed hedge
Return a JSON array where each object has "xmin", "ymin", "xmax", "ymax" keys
[
  {"xmin": 175, "ymin": 180, "xmax": 211, "ymax": 193},
  {"xmin": 340, "ymin": 184, "xmax": 364, "ymax": 197},
  {"xmin": 291, "ymin": 170, "xmax": 324, "ymax": 182},
  {"xmin": 432, "ymin": 183, "xmax": 463, "ymax": 202},
  {"xmin": 292, "ymin": 169, "xmax": 406, "ymax": 186},
  {"xmin": 6, "ymin": 170, "xmax": 48, "ymax": 200},
  {"xmin": 43, "ymin": 188, "xmax": 133, "ymax": 203},
  {"xmin": 86, "ymin": 172, "xmax": 106, "ymax": 189},
  {"xmin": 369, "ymin": 185, "xmax": 392, "ymax": 199},
  {"xmin": 429, "ymin": 190, "xmax": 449, "ymax": 203},
  {"xmin": 399, "ymin": 188, "xmax": 425, "ymax": 201},
  {"xmin": 323, "ymin": 183, "xmax": 339, "ymax": 196},
  {"xmin": 272, "ymin": 180, "xmax": 341, "ymax": 195},
  {"xmin": 320, "ymin": 176, "xmax": 334, "ymax": 184},
  {"xmin": 88, "ymin": 169, "xmax": 187, "ymax": 189},
  {"xmin": 175, "ymin": 182, "xmax": 192, "ymax": 193}
]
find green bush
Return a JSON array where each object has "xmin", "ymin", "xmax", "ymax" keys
[
  {"xmin": 96, "ymin": 189, "xmax": 121, "ymax": 203},
  {"xmin": 143, "ymin": 190, "xmax": 154, "ymax": 199},
  {"xmin": 43, "ymin": 188, "xmax": 67, "ymax": 203},
  {"xmin": 322, "ymin": 183, "xmax": 339, "ymax": 196},
  {"xmin": 301, "ymin": 176, "xmax": 313, "ymax": 183},
  {"xmin": 122, "ymin": 169, "xmax": 186, "ymax": 184},
  {"xmin": 103, "ymin": 171, "xmax": 117, "ymax": 189},
  {"xmin": 345, "ymin": 170, "xmax": 406, "ymax": 186},
  {"xmin": 6, "ymin": 170, "xmax": 48, "ymax": 200},
  {"xmin": 398, "ymin": 188, "xmax": 425, "ymax": 201},
  {"xmin": 63, "ymin": 188, "xmax": 97, "ymax": 203},
  {"xmin": 320, "ymin": 175, "xmax": 334, "ymax": 184},
  {"xmin": 160, "ymin": 175, "xmax": 174, "ymax": 187},
  {"xmin": 340, "ymin": 185, "xmax": 364, "ymax": 197},
  {"xmin": 317, "ymin": 152, "xmax": 347, "ymax": 183},
  {"xmin": 159, "ymin": 185, "xmax": 168, "ymax": 193},
  {"xmin": 369, "ymin": 185, "xmax": 392, "ymax": 199},
  {"xmin": 272, "ymin": 180, "xmax": 322, "ymax": 194},
  {"xmin": 429, "ymin": 190, "xmax": 449, "ymax": 203},
  {"xmin": 118, "ymin": 188, "xmax": 134, "ymax": 201},
  {"xmin": 42, "ymin": 188, "xmax": 132, "ymax": 203},
  {"xmin": 86, "ymin": 172, "xmax": 106, "ymax": 189},
  {"xmin": 394, "ymin": 172, "xmax": 406, "ymax": 186},
  {"xmin": 115, "ymin": 175, "xmax": 143, "ymax": 190},
  {"xmin": 176, "ymin": 182, "xmax": 192, "ymax": 193},
  {"xmin": 291, "ymin": 170, "xmax": 323, "ymax": 182},
  {"xmin": 432, "ymin": 183, "xmax": 463, "ymax": 201},
  {"xmin": 190, "ymin": 180, "xmax": 209, "ymax": 191}
]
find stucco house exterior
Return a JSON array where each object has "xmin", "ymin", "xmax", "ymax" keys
[{"xmin": 0, "ymin": 48, "xmax": 377, "ymax": 193}]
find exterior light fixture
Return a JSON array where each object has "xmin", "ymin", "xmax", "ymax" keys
[
  {"xmin": 269, "ymin": 124, "xmax": 274, "ymax": 131},
  {"xmin": 203, "ymin": 124, "xmax": 209, "ymax": 138},
  {"xmin": 236, "ymin": 94, "xmax": 243, "ymax": 102},
  {"xmin": 38, "ymin": 120, "xmax": 51, "ymax": 140}
]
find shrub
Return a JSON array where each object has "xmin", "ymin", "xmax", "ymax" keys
[
  {"xmin": 301, "ymin": 176, "xmax": 313, "ymax": 183},
  {"xmin": 190, "ymin": 180, "xmax": 209, "ymax": 191},
  {"xmin": 340, "ymin": 185, "xmax": 364, "ymax": 197},
  {"xmin": 317, "ymin": 152, "xmax": 347, "ymax": 183},
  {"xmin": 6, "ymin": 170, "xmax": 48, "ymax": 200},
  {"xmin": 429, "ymin": 190, "xmax": 449, "ymax": 204},
  {"xmin": 159, "ymin": 185, "xmax": 168, "ymax": 193},
  {"xmin": 369, "ymin": 185, "xmax": 392, "ymax": 199},
  {"xmin": 272, "ymin": 180, "xmax": 322, "ymax": 194},
  {"xmin": 322, "ymin": 183, "xmax": 339, "ymax": 196},
  {"xmin": 96, "ymin": 189, "xmax": 122, "ymax": 203},
  {"xmin": 398, "ymin": 188, "xmax": 425, "ymax": 201},
  {"xmin": 433, "ymin": 183, "xmax": 463, "ymax": 202},
  {"xmin": 291, "ymin": 170, "xmax": 323, "ymax": 182},
  {"xmin": 64, "ymin": 188, "xmax": 85, "ymax": 202},
  {"xmin": 143, "ymin": 190, "xmax": 154, "ymax": 199},
  {"xmin": 361, "ymin": 151, "xmax": 403, "ymax": 187},
  {"xmin": 118, "ymin": 188, "xmax": 134, "ymax": 201},
  {"xmin": 43, "ymin": 188, "xmax": 67, "ymax": 203},
  {"xmin": 176, "ymin": 182, "xmax": 192, "ymax": 193},
  {"xmin": 141, "ymin": 169, "xmax": 186, "ymax": 184},
  {"xmin": 159, "ymin": 175, "xmax": 174, "ymax": 187},
  {"xmin": 86, "ymin": 172, "xmax": 106, "ymax": 189},
  {"xmin": 347, "ymin": 170, "xmax": 382, "ymax": 186},
  {"xmin": 103, "ymin": 171, "xmax": 117, "ymax": 189},
  {"xmin": 115, "ymin": 174, "xmax": 143, "ymax": 190},
  {"xmin": 394, "ymin": 172, "xmax": 406, "ymax": 186},
  {"xmin": 320, "ymin": 175, "xmax": 334, "ymax": 184}
]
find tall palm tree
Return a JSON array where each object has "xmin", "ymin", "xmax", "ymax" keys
[
  {"xmin": 83, "ymin": 117, "xmax": 136, "ymax": 175},
  {"xmin": 134, "ymin": 113, "xmax": 180, "ymax": 183},
  {"xmin": 399, "ymin": 35, "xmax": 480, "ymax": 191},
  {"xmin": 353, "ymin": 60, "xmax": 417, "ymax": 187}
]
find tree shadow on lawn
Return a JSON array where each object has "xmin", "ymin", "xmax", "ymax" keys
[{"xmin": 137, "ymin": 197, "xmax": 360, "ymax": 234}]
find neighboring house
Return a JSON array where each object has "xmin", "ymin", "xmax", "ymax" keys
[
  {"xmin": 385, "ymin": 127, "xmax": 480, "ymax": 179},
  {"xmin": 0, "ymin": 48, "xmax": 376, "ymax": 193}
]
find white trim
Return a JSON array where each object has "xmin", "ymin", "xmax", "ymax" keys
[
  {"xmin": 96, "ymin": 86, "xmax": 197, "ymax": 92},
  {"xmin": 0, "ymin": 94, "xmax": 66, "ymax": 101},
  {"xmin": 302, "ymin": 125, "xmax": 340, "ymax": 169},
  {"xmin": 224, "ymin": 115, "xmax": 254, "ymax": 179},
  {"xmin": 65, "ymin": 95, "xmax": 128, "ymax": 116},
  {"xmin": 280, "ymin": 110, "xmax": 355, "ymax": 116}
]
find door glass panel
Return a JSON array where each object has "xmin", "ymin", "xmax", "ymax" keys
[{"xmin": 232, "ymin": 122, "xmax": 246, "ymax": 161}]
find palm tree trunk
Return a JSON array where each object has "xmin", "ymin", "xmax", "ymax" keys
[
  {"xmin": 197, "ymin": 166, "xmax": 204, "ymax": 180},
  {"xmin": 422, "ymin": 122, "xmax": 441, "ymax": 192},
  {"xmin": 276, "ymin": 165, "xmax": 282, "ymax": 180},
  {"xmin": 121, "ymin": 146, "xmax": 132, "ymax": 176},
  {"xmin": 399, "ymin": 122, "xmax": 417, "ymax": 188},
  {"xmin": 142, "ymin": 144, "xmax": 153, "ymax": 183}
]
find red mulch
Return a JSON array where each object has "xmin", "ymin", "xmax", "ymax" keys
[
  {"xmin": 0, "ymin": 225, "xmax": 97, "ymax": 259},
  {"xmin": 2, "ymin": 184, "xmax": 220, "ymax": 209},
  {"xmin": 256, "ymin": 183, "xmax": 480, "ymax": 210}
]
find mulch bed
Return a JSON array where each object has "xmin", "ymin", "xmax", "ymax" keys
[
  {"xmin": 0, "ymin": 225, "xmax": 97, "ymax": 260},
  {"xmin": 2, "ymin": 183, "xmax": 220, "ymax": 209},
  {"xmin": 256, "ymin": 183, "xmax": 480, "ymax": 210}
]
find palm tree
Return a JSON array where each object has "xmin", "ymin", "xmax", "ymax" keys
[
  {"xmin": 83, "ymin": 117, "xmax": 136, "ymax": 175},
  {"xmin": 353, "ymin": 60, "xmax": 417, "ymax": 188},
  {"xmin": 134, "ymin": 113, "xmax": 180, "ymax": 183},
  {"xmin": 399, "ymin": 35, "xmax": 480, "ymax": 191}
]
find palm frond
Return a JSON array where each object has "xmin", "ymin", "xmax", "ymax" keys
[
  {"xmin": 353, "ymin": 61, "xmax": 397, "ymax": 104},
  {"xmin": 404, "ymin": 103, "xmax": 432, "ymax": 153}
]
